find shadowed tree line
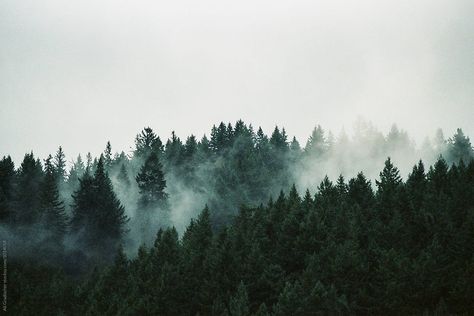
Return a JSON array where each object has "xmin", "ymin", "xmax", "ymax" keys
[{"xmin": 0, "ymin": 121, "xmax": 473, "ymax": 314}]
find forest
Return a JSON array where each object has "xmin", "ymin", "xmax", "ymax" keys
[{"xmin": 1, "ymin": 120, "xmax": 473, "ymax": 315}]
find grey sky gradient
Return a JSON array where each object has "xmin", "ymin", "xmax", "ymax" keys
[{"xmin": 1, "ymin": 0, "xmax": 473, "ymax": 165}]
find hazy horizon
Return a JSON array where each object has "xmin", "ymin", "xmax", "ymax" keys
[{"xmin": 1, "ymin": 0, "xmax": 473, "ymax": 164}]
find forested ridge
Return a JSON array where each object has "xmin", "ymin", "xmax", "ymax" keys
[{"xmin": 1, "ymin": 120, "xmax": 473, "ymax": 315}]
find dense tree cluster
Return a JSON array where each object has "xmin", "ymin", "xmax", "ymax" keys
[{"xmin": 0, "ymin": 121, "xmax": 473, "ymax": 314}]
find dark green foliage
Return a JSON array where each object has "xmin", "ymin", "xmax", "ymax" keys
[
  {"xmin": 67, "ymin": 155, "xmax": 85, "ymax": 188},
  {"xmin": 164, "ymin": 131, "xmax": 185, "ymax": 170},
  {"xmin": 134, "ymin": 127, "xmax": 163, "ymax": 160},
  {"xmin": 5, "ymin": 123, "xmax": 474, "ymax": 315},
  {"xmin": 136, "ymin": 152, "xmax": 168, "ymax": 208},
  {"xmin": 104, "ymin": 141, "xmax": 113, "ymax": 169},
  {"xmin": 0, "ymin": 155, "xmax": 15, "ymax": 222},
  {"xmin": 448, "ymin": 128, "xmax": 473, "ymax": 164},
  {"xmin": 40, "ymin": 156, "xmax": 68, "ymax": 240},
  {"xmin": 54, "ymin": 146, "xmax": 67, "ymax": 183},
  {"xmin": 13, "ymin": 152, "xmax": 44, "ymax": 225},
  {"xmin": 70, "ymin": 156, "xmax": 128, "ymax": 259},
  {"xmin": 229, "ymin": 281, "xmax": 250, "ymax": 316}
]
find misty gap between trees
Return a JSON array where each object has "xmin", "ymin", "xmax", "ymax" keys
[{"xmin": 1, "ymin": 120, "xmax": 473, "ymax": 315}]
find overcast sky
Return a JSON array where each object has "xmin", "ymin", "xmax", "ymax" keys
[{"xmin": 1, "ymin": 0, "xmax": 473, "ymax": 164}]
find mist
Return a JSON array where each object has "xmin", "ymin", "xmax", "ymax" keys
[
  {"xmin": 1, "ymin": 0, "xmax": 474, "ymax": 165},
  {"xmin": 2, "ymin": 1, "xmax": 474, "ymax": 313},
  {"xmin": 44, "ymin": 121, "xmax": 473, "ymax": 252}
]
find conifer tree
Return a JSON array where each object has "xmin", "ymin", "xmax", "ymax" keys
[
  {"xmin": 210, "ymin": 122, "xmax": 229, "ymax": 153},
  {"xmin": 184, "ymin": 135, "xmax": 198, "ymax": 161},
  {"xmin": 270, "ymin": 126, "xmax": 288, "ymax": 151},
  {"xmin": 40, "ymin": 155, "xmax": 68, "ymax": 239},
  {"xmin": 134, "ymin": 127, "xmax": 163, "ymax": 160},
  {"xmin": 164, "ymin": 131, "xmax": 185, "ymax": 169},
  {"xmin": 68, "ymin": 154, "xmax": 86, "ymax": 186},
  {"xmin": 54, "ymin": 146, "xmax": 67, "ymax": 183},
  {"xmin": 448, "ymin": 128, "xmax": 473, "ymax": 164},
  {"xmin": 86, "ymin": 152, "xmax": 93, "ymax": 169},
  {"xmin": 197, "ymin": 135, "xmax": 212, "ymax": 160},
  {"xmin": 14, "ymin": 152, "xmax": 43, "ymax": 225},
  {"xmin": 376, "ymin": 158, "xmax": 402, "ymax": 222},
  {"xmin": 181, "ymin": 206, "xmax": 213, "ymax": 314},
  {"xmin": 305, "ymin": 125, "xmax": 327, "ymax": 157},
  {"xmin": 71, "ymin": 157, "xmax": 128, "ymax": 256},
  {"xmin": 136, "ymin": 152, "xmax": 168, "ymax": 208},
  {"xmin": 0, "ymin": 156, "xmax": 15, "ymax": 222},
  {"xmin": 104, "ymin": 141, "xmax": 113, "ymax": 169}
]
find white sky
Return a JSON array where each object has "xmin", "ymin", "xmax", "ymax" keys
[{"xmin": 1, "ymin": 0, "xmax": 473, "ymax": 164}]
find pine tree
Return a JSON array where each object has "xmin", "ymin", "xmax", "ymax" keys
[
  {"xmin": 104, "ymin": 141, "xmax": 113, "ymax": 169},
  {"xmin": 181, "ymin": 206, "xmax": 213, "ymax": 314},
  {"xmin": 136, "ymin": 152, "xmax": 168, "ymax": 208},
  {"xmin": 164, "ymin": 131, "xmax": 185, "ymax": 169},
  {"xmin": 428, "ymin": 156, "xmax": 449, "ymax": 194},
  {"xmin": 270, "ymin": 126, "xmax": 288, "ymax": 151},
  {"xmin": 134, "ymin": 127, "xmax": 163, "ymax": 160},
  {"xmin": 93, "ymin": 157, "xmax": 128, "ymax": 242},
  {"xmin": 71, "ymin": 157, "xmax": 128, "ymax": 256},
  {"xmin": 68, "ymin": 155, "xmax": 86, "ymax": 186},
  {"xmin": 197, "ymin": 135, "xmax": 212, "ymax": 160},
  {"xmin": 14, "ymin": 152, "xmax": 43, "ymax": 225},
  {"xmin": 255, "ymin": 127, "xmax": 269, "ymax": 151},
  {"xmin": 376, "ymin": 158, "xmax": 402, "ymax": 223},
  {"xmin": 54, "ymin": 146, "xmax": 67, "ymax": 183},
  {"xmin": 406, "ymin": 160, "xmax": 427, "ymax": 212},
  {"xmin": 40, "ymin": 155, "xmax": 68, "ymax": 239},
  {"xmin": 184, "ymin": 135, "xmax": 198, "ymax": 161},
  {"xmin": 305, "ymin": 125, "xmax": 327, "ymax": 157},
  {"xmin": 0, "ymin": 156, "xmax": 15, "ymax": 222},
  {"xmin": 86, "ymin": 152, "xmax": 93, "ymax": 170},
  {"xmin": 448, "ymin": 128, "xmax": 473, "ymax": 164},
  {"xmin": 289, "ymin": 136, "xmax": 302, "ymax": 163},
  {"xmin": 210, "ymin": 122, "xmax": 229, "ymax": 153},
  {"xmin": 146, "ymin": 227, "xmax": 183, "ymax": 315}
]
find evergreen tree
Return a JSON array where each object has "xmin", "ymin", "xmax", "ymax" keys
[
  {"xmin": 210, "ymin": 122, "xmax": 229, "ymax": 153},
  {"xmin": 184, "ymin": 135, "xmax": 198, "ymax": 161},
  {"xmin": 270, "ymin": 126, "xmax": 288, "ymax": 151},
  {"xmin": 14, "ymin": 152, "xmax": 43, "ymax": 225},
  {"xmin": 164, "ymin": 131, "xmax": 185, "ymax": 169},
  {"xmin": 136, "ymin": 152, "xmax": 168, "ymax": 208},
  {"xmin": 181, "ymin": 206, "xmax": 213, "ymax": 314},
  {"xmin": 71, "ymin": 157, "xmax": 128, "ymax": 257},
  {"xmin": 197, "ymin": 135, "xmax": 212, "ymax": 160},
  {"xmin": 448, "ymin": 128, "xmax": 473, "ymax": 164},
  {"xmin": 40, "ymin": 155, "xmax": 68, "ymax": 240},
  {"xmin": 54, "ymin": 146, "xmax": 67, "ymax": 183},
  {"xmin": 67, "ymin": 155, "xmax": 86, "ymax": 187},
  {"xmin": 305, "ymin": 125, "xmax": 327, "ymax": 157},
  {"xmin": 348, "ymin": 172, "xmax": 374, "ymax": 211},
  {"xmin": 0, "ymin": 156, "xmax": 15, "ymax": 222},
  {"xmin": 134, "ymin": 127, "xmax": 163, "ymax": 160},
  {"xmin": 376, "ymin": 158, "xmax": 402, "ymax": 223},
  {"xmin": 86, "ymin": 152, "xmax": 93, "ymax": 170},
  {"xmin": 104, "ymin": 141, "xmax": 113, "ymax": 169}
]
